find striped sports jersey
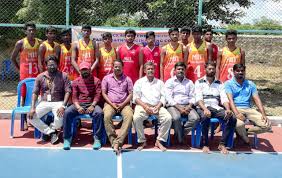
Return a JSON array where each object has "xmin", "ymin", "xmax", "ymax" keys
[
  {"xmin": 219, "ymin": 47, "xmax": 242, "ymax": 82},
  {"xmin": 163, "ymin": 43, "xmax": 184, "ymax": 82}
]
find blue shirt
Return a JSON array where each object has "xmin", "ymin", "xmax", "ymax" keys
[{"xmin": 225, "ymin": 78, "xmax": 258, "ymax": 108}]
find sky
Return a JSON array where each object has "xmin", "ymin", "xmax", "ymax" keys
[{"xmin": 208, "ymin": 0, "xmax": 282, "ymax": 26}]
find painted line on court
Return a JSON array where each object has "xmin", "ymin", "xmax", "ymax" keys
[
  {"xmin": 0, "ymin": 146, "xmax": 282, "ymax": 155},
  {"xmin": 117, "ymin": 153, "xmax": 123, "ymax": 178}
]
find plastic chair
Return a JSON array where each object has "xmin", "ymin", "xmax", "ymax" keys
[
  {"xmin": 10, "ymin": 78, "xmax": 35, "ymax": 138},
  {"xmin": 179, "ymin": 116, "xmax": 202, "ymax": 148},
  {"xmin": 71, "ymin": 114, "xmax": 107, "ymax": 145},
  {"xmin": 112, "ymin": 114, "xmax": 133, "ymax": 144},
  {"xmin": 135, "ymin": 115, "xmax": 170, "ymax": 146},
  {"xmin": 1, "ymin": 59, "xmax": 15, "ymax": 81}
]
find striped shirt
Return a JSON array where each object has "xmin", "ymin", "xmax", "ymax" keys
[{"xmin": 72, "ymin": 76, "xmax": 101, "ymax": 104}]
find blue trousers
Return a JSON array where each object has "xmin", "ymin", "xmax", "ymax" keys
[{"xmin": 63, "ymin": 104, "xmax": 104, "ymax": 140}]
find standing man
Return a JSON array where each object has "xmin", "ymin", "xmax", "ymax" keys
[
  {"xmin": 186, "ymin": 25, "xmax": 213, "ymax": 83},
  {"xmin": 133, "ymin": 62, "xmax": 172, "ymax": 151},
  {"xmin": 38, "ymin": 26, "xmax": 60, "ymax": 72},
  {"xmin": 117, "ymin": 29, "xmax": 141, "ymax": 84},
  {"xmin": 102, "ymin": 59, "xmax": 133, "ymax": 154},
  {"xmin": 179, "ymin": 26, "xmax": 191, "ymax": 47},
  {"xmin": 96, "ymin": 32, "xmax": 117, "ymax": 80},
  {"xmin": 139, "ymin": 31, "xmax": 161, "ymax": 79},
  {"xmin": 195, "ymin": 62, "xmax": 236, "ymax": 154},
  {"xmin": 160, "ymin": 27, "xmax": 187, "ymax": 82},
  {"xmin": 225, "ymin": 64, "xmax": 271, "ymax": 144},
  {"xmin": 57, "ymin": 29, "xmax": 75, "ymax": 81},
  {"xmin": 216, "ymin": 30, "xmax": 245, "ymax": 82},
  {"xmin": 72, "ymin": 25, "xmax": 99, "ymax": 79},
  {"xmin": 11, "ymin": 22, "xmax": 41, "ymax": 130},
  {"xmin": 29, "ymin": 55, "xmax": 71, "ymax": 144},
  {"xmin": 204, "ymin": 28, "xmax": 219, "ymax": 62},
  {"xmin": 165, "ymin": 62, "xmax": 200, "ymax": 146}
]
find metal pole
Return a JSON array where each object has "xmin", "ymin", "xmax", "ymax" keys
[
  {"xmin": 66, "ymin": 0, "xmax": 70, "ymax": 28},
  {"xmin": 197, "ymin": 0, "xmax": 203, "ymax": 26}
]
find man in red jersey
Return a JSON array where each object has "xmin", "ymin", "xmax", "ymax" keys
[{"xmin": 117, "ymin": 29, "xmax": 141, "ymax": 84}]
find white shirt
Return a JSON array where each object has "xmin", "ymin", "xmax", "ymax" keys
[
  {"xmin": 195, "ymin": 76, "xmax": 229, "ymax": 110},
  {"xmin": 133, "ymin": 76, "xmax": 166, "ymax": 106},
  {"xmin": 165, "ymin": 76, "xmax": 195, "ymax": 106}
]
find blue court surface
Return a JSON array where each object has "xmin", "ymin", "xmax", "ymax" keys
[{"xmin": 1, "ymin": 147, "xmax": 282, "ymax": 178}]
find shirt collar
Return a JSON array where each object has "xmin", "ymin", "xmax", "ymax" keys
[
  {"xmin": 202, "ymin": 75, "xmax": 220, "ymax": 84},
  {"xmin": 144, "ymin": 76, "xmax": 156, "ymax": 83},
  {"xmin": 173, "ymin": 76, "xmax": 188, "ymax": 83},
  {"xmin": 111, "ymin": 73, "xmax": 125, "ymax": 81},
  {"xmin": 232, "ymin": 77, "xmax": 246, "ymax": 87}
]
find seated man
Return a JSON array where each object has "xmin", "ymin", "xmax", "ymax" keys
[
  {"xmin": 29, "ymin": 55, "xmax": 71, "ymax": 144},
  {"xmin": 102, "ymin": 59, "xmax": 134, "ymax": 154},
  {"xmin": 63, "ymin": 62, "xmax": 104, "ymax": 150},
  {"xmin": 133, "ymin": 62, "xmax": 172, "ymax": 151},
  {"xmin": 165, "ymin": 62, "xmax": 200, "ymax": 147},
  {"xmin": 225, "ymin": 64, "xmax": 272, "ymax": 144},
  {"xmin": 195, "ymin": 62, "xmax": 236, "ymax": 154}
]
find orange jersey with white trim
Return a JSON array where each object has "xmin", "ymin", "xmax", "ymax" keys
[
  {"xmin": 42, "ymin": 41, "xmax": 59, "ymax": 70},
  {"xmin": 19, "ymin": 37, "xmax": 40, "ymax": 80},
  {"xmin": 77, "ymin": 39, "xmax": 96, "ymax": 65},
  {"xmin": 219, "ymin": 47, "xmax": 242, "ymax": 82},
  {"xmin": 97, "ymin": 47, "xmax": 116, "ymax": 80},
  {"xmin": 59, "ymin": 43, "xmax": 76, "ymax": 80},
  {"xmin": 163, "ymin": 43, "xmax": 184, "ymax": 82},
  {"xmin": 186, "ymin": 41, "xmax": 208, "ymax": 82}
]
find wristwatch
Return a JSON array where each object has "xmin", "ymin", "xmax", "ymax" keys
[{"xmin": 61, "ymin": 105, "xmax": 67, "ymax": 109}]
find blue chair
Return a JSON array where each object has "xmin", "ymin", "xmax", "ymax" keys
[
  {"xmin": 10, "ymin": 78, "xmax": 35, "ymax": 138},
  {"xmin": 1, "ymin": 59, "xmax": 16, "ymax": 81},
  {"xmin": 179, "ymin": 116, "xmax": 202, "ymax": 148},
  {"xmin": 71, "ymin": 114, "xmax": 107, "ymax": 145},
  {"xmin": 112, "ymin": 114, "xmax": 133, "ymax": 145},
  {"xmin": 135, "ymin": 115, "xmax": 170, "ymax": 146}
]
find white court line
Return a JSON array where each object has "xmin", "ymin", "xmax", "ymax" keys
[
  {"xmin": 0, "ymin": 146, "xmax": 282, "ymax": 154},
  {"xmin": 117, "ymin": 153, "xmax": 123, "ymax": 178}
]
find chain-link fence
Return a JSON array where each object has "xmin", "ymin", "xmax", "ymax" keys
[{"xmin": 0, "ymin": 0, "xmax": 282, "ymax": 115}]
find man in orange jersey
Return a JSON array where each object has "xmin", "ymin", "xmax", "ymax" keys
[
  {"xmin": 186, "ymin": 25, "xmax": 213, "ymax": 83},
  {"xmin": 139, "ymin": 31, "xmax": 161, "ymax": 79},
  {"xmin": 57, "ymin": 29, "xmax": 75, "ymax": 81},
  {"xmin": 117, "ymin": 29, "xmax": 141, "ymax": 84},
  {"xmin": 11, "ymin": 22, "xmax": 42, "ymax": 130},
  {"xmin": 216, "ymin": 30, "xmax": 245, "ymax": 82},
  {"xmin": 38, "ymin": 26, "xmax": 60, "ymax": 72},
  {"xmin": 160, "ymin": 27, "xmax": 187, "ymax": 82},
  {"xmin": 179, "ymin": 26, "xmax": 191, "ymax": 47},
  {"xmin": 95, "ymin": 32, "xmax": 117, "ymax": 80},
  {"xmin": 204, "ymin": 28, "xmax": 219, "ymax": 62},
  {"xmin": 71, "ymin": 25, "xmax": 99, "ymax": 78}
]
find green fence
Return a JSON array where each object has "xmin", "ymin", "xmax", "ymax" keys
[{"xmin": 0, "ymin": 0, "xmax": 282, "ymax": 115}]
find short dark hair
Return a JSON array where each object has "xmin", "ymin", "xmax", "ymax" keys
[
  {"xmin": 180, "ymin": 26, "xmax": 190, "ymax": 33},
  {"xmin": 46, "ymin": 26, "xmax": 57, "ymax": 34},
  {"xmin": 205, "ymin": 61, "xmax": 216, "ymax": 68},
  {"xmin": 24, "ymin": 22, "xmax": 36, "ymax": 30},
  {"xmin": 45, "ymin": 55, "xmax": 59, "ymax": 65},
  {"xmin": 61, "ymin": 29, "xmax": 71, "ymax": 36},
  {"xmin": 125, "ymin": 29, "xmax": 136, "ymax": 37},
  {"xmin": 204, "ymin": 28, "xmax": 213, "ymax": 34},
  {"xmin": 113, "ymin": 59, "xmax": 124, "ymax": 67},
  {"xmin": 82, "ymin": 25, "xmax": 92, "ymax": 31},
  {"xmin": 233, "ymin": 63, "xmax": 246, "ymax": 71},
  {"xmin": 225, "ymin": 29, "xmax": 237, "ymax": 38},
  {"xmin": 174, "ymin": 62, "xmax": 186, "ymax": 69},
  {"xmin": 168, "ymin": 27, "xmax": 179, "ymax": 35},
  {"xmin": 192, "ymin": 25, "xmax": 202, "ymax": 33},
  {"xmin": 102, "ymin": 32, "xmax": 112, "ymax": 39},
  {"xmin": 145, "ymin": 31, "xmax": 155, "ymax": 39},
  {"xmin": 144, "ymin": 61, "xmax": 155, "ymax": 69}
]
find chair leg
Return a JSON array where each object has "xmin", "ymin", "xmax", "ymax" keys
[
  {"xmin": 128, "ymin": 128, "xmax": 132, "ymax": 145},
  {"xmin": 10, "ymin": 110, "xmax": 16, "ymax": 138},
  {"xmin": 20, "ymin": 114, "xmax": 26, "ymax": 131},
  {"xmin": 253, "ymin": 134, "xmax": 258, "ymax": 149}
]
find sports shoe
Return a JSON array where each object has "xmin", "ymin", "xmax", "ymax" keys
[
  {"xmin": 50, "ymin": 132, "xmax": 59, "ymax": 145},
  {"xmin": 93, "ymin": 138, "xmax": 102, "ymax": 150},
  {"xmin": 42, "ymin": 134, "xmax": 50, "ymax": 142},
  {"xmin": 63, "ymin": 138, "xmax": 72, "ymax": 150}
]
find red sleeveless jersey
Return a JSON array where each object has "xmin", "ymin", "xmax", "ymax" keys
[
  {"xmin": 142, "ymin": 46, "xmax": 161, "ymax": 79},
  {"xmin": 117, "ymin": 44, "xmax": 140, "ymax": 83}
]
